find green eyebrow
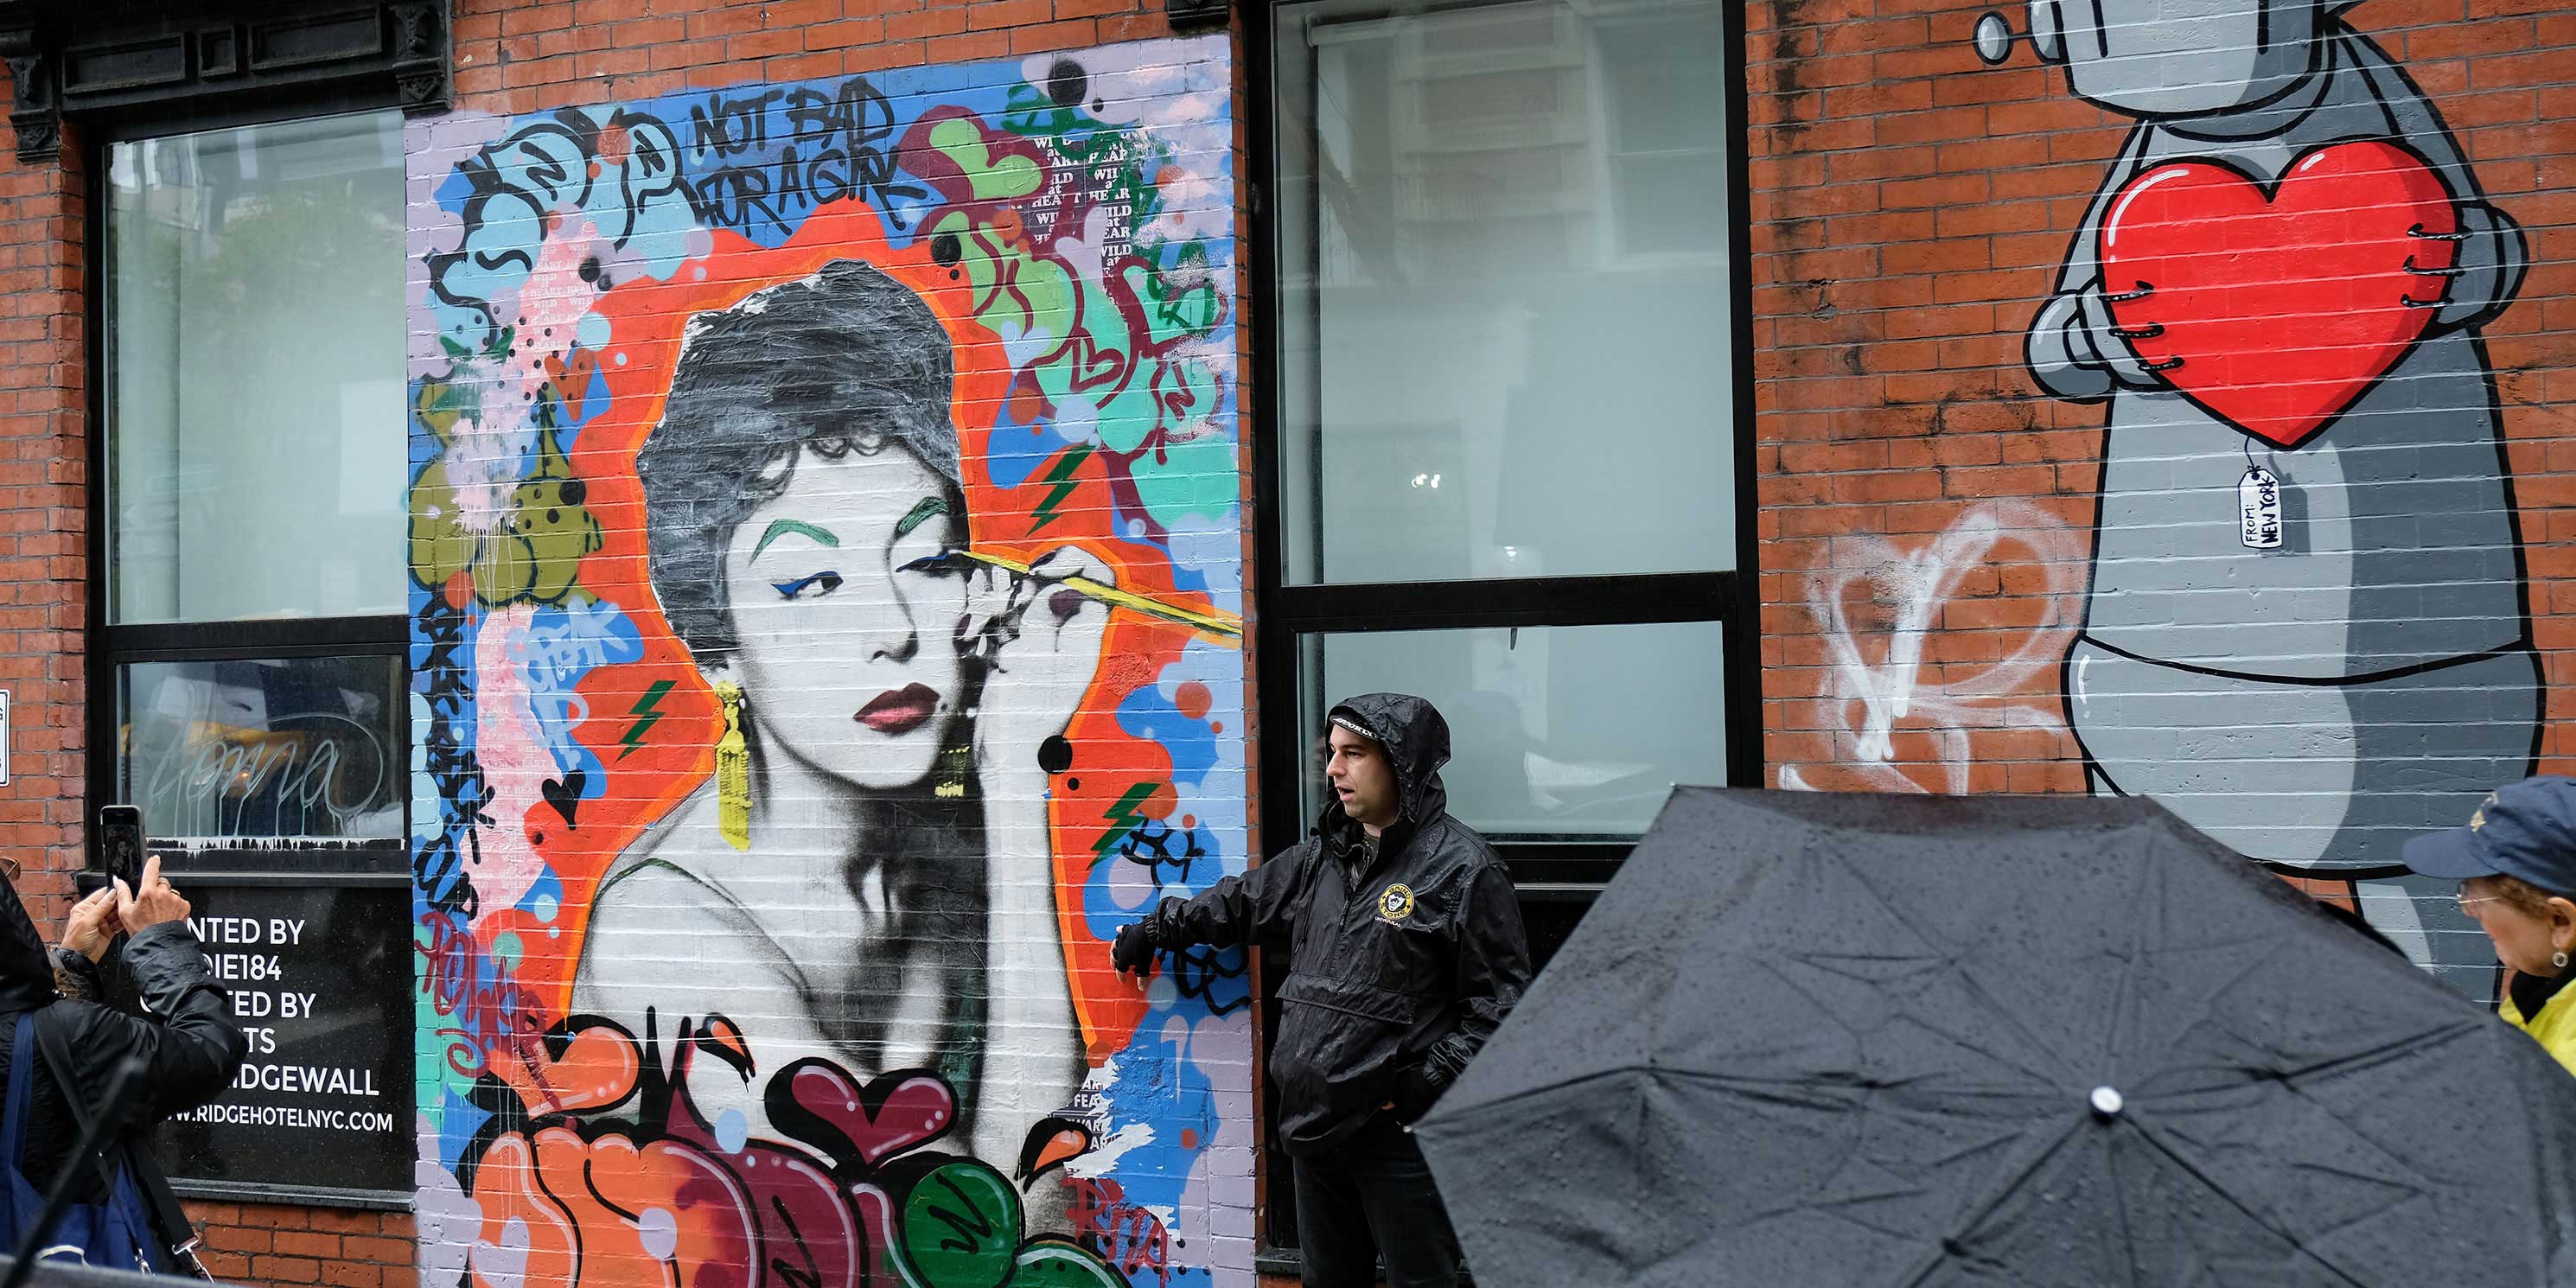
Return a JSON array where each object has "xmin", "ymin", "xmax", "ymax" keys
[
  {"xmin": 893, "ymin": 496, "xmax": 950, "ymax": 541},
  {"xmin": 751, "ymin": 519, "xmax": 840, "ymax": 562}
]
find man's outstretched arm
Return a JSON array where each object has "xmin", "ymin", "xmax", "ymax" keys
[{"xmin": 1113, "ymin": 845, "xmax": 1310, "ymax": 976}]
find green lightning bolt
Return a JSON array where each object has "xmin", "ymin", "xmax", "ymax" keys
[
  {"xmin": 618, "ymin": 679, "xmax": 678, "ymax": 761},
  {"xmin": 1028, "ymin": 443, "xmax": 1094, "ymax": 534},
  {"xmin": 1091, "ymin": 781, "xmax": 1160, "ymax": 858}
]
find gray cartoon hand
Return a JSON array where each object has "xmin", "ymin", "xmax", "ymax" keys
[
  {"xmin": 2420, "ymin": 202, "xmax": 2526, "ymax": 333},
  {"xmin": 2028, "ymin": 283, "xmax": 2165, "ymax": 399}
]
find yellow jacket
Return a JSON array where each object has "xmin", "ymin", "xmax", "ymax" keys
[{"xmin": 2500, "ymin": 984, "xmax": 2576, "ymax": 1079}]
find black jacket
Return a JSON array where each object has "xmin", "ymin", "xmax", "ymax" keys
[
  {"xmin": 0, "ymin": 876, "xmax": 243, "ymax": 1204},
  {"xmin": 1144, "ymin": 693, "xmax": 1531, "ymax": 1156}
]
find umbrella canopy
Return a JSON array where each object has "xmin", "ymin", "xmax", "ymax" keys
[{"xmin": 1413, "ymin": 789, "xmax": 2576, "ymax": 1288}]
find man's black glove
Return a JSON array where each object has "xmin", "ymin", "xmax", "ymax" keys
[
  {"xmin": 1112, "ymin": 916, "xmax": 1164, "ymax": 977},
  {"xmin": 1389, "ymin": 1062, "xmax": 1444, "ymax": 1124},
  {"xmin": 1390, "ymin": 1043, "xmax": 1470, "ymax": 1123}
]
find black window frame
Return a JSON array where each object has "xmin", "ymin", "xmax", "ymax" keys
[
  {"xmin": 86, "ymin": 99, "xmax": 421, "ymax": 885},
  {"xmin": 1245, "ymin": 0, "xmax": 1760, "ymax": 1258},
  {"xmin": 71, "ymin": 3, "xmax": 444, "ymax": 1213}
]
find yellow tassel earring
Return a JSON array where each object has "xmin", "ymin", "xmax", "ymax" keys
[
  {"xmin": 713, "ymin": 679, "xmax": 751, "ymax": 850},
  {"xmin": 934, "ymin": 739, "xmax": 973, "ymax": 800}
]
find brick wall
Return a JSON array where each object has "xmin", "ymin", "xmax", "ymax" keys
[
  {"xmin": 4, "ymin": 0, "xmax": 2572, "ymax": 1283},
  {"xmin": 0, "ymin": 105, "xmax": 89, "ymax": 944},
  {"xmin": 187, "ymin": 1202, "xmax": 418, "ymax": 1288},
  {"xmin": 2, "ymin": 1, "xmax": 1253, "ymax": 1285},
  {"xmin": 1750, "ymin": 0, "xmax": 2576, "ymax": 984},
  {"xmin": 451, "ymin": 0, "xmax": 1181, "ymax": 116}
]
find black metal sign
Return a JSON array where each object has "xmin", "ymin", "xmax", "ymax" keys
[{"xmin": 142, "ymin": 877, "xmax": 411, "ymax": 1203}]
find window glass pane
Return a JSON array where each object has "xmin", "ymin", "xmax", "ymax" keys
[
  {"xmin": 107, "ymin": 110, "xmax": 407, "ymax": 624},
  {"xmin": 1298, "ymin": 621, "xmax": 1725, "ymax": 838},
  {"xmin": 116, "ymin": 655, "xmax": 405, "ymax": 842},
  {"xmin": 1275, "ymin": 0, "xmax": 1735, "ymax": 585}
]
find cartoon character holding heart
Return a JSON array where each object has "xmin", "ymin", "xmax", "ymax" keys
[{"xmin": 1982, "ymin": 0, "xmax": 2538, "ymax": 977}]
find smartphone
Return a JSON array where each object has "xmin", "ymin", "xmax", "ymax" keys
[{"xmin": 98, "ymin": 805, "xmax": 145, "ymax": 891}]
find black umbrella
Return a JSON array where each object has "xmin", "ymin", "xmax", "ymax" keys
[{"xmin": 1414, "ymin": 789, "xmax": 2576, "ymax": 1287}]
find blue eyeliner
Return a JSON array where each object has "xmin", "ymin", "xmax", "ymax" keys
[
  {"xmin": 897, "ymin": 550, "xmax": 970, "ymax": 576},
  {"xmin": 772, "ymin": 571, "xmax": 843, "ymax": 598}
]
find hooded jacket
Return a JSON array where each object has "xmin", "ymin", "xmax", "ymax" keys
[
  {"xmin": 1141, "ymin": 693, "xmax": 1532, "ymax": 1156},
  {"xmin": 0, "ymin": 873, "xmax": 243, "ymax": 1205}
]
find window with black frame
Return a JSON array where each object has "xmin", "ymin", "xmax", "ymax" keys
[
  {"xmin": 1257, "ymin": 0, "xmax": 1753, "ymax": 1254},
  {"xmin": 95, "ymin": 107, "xmax": 417, "ymax": 1206},
  {"xmin": 102, "ymin": 110, "xmax": 410, "ymax": 854}
]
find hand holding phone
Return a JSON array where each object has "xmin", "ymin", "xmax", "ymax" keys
[
  {"xmin": 62, "ymin": 885, "xmax": 120, "ymax": 962},
  {"xmin": 114, "ymin": 854, "xmax": 188, "ymax": 933}
]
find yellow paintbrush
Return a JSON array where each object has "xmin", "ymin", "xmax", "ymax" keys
[{"xmin": 955, "ymin": 549, "xmax": 1242, "ymax": 643}]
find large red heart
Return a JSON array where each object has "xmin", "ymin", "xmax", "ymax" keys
[{"xmin": 2099, "ymin": 140, "xmax": 2458, "ymax": 449}]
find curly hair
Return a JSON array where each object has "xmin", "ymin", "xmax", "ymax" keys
[{"xmin": 636, "ymin": 259, "xmax": 961, "ymax": 663}]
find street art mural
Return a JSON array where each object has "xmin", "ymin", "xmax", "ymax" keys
[
  {"xmin": 404, "ymin": 39, "xmax": 1250, "ymax": 1287},
  {"xmin": 1976, "ymin": 0, "xmax": 2536, "ymax": 972}
]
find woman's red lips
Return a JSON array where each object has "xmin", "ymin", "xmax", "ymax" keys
[{"xmin": 856, "ymin": 683, "xmax": 939, "ymax": 735}]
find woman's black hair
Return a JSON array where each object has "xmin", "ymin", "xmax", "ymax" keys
[{"xmin": 636, "ymin": 258, "xmax": 962, "ymax": 665}]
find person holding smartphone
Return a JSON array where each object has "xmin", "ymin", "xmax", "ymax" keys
[{"xmin": 0, "ymin": 851, "xmax": 243, "ymax": 1267}]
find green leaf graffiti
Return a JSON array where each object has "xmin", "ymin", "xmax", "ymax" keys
[
  {"xmin": 886, "ymin": 1157, "xmax": 1128, "ymax": 1288},
  {"xmin": 1008, "ymin": 1243, "xmax": 1131, "ymax": 1288},
  {"xmin": 900, "ymin": 1159, "xmax": 1020, "ymax": 1288}
]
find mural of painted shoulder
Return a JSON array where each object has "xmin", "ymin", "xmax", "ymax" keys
[{"xmin": 1978, "ymin": 0, "xmax": 2536, "ymax": 976}]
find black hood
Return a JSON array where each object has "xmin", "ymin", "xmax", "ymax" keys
[
  {"xmin": 0, "ymin": 868, "xmax": 58, "ymax": 1012},
  {"xmin": 1324, "ymin": 692, "xmax": 1452, "ymax": 834}
]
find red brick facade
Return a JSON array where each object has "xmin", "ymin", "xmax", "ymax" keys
[
  {"xmin": 0, "ymin": 117, "xmax": 86, "ymax": 901},
  {"xmin": 188, "ymin": 1202, "xmax": 419, "ymax": 1288}
]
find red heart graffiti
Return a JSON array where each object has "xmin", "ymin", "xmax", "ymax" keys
[
  {"xmin": 2099, "ymin": 140, "xmax": 2458, "ymax": 449},
  {"xmin": 775, "ymin": 1062, "xmax": 958, "ymax": 1170}
]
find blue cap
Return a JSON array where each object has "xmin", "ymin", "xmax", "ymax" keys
[{"xmin": 2401, "ymin": 776, "xmax": 2576, "ymax": 895}]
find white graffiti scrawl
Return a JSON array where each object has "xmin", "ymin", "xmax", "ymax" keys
[{"xmin": 1781, "ymin": 502, "xmax": 2082, "ymax": 796}]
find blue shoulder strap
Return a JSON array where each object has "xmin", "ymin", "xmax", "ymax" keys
[{"xmin": 2, "ymin": 1012, "xmax": 35, "ymax": 1165}]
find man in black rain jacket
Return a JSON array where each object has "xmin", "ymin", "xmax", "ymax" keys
[
  {"xmin": 1, "ymin": 856, "xmax": 244, "ymax": 1231},
  {"xmin": 1113, "ymin": 692, "xmax": 1531, "ymax": 1288}
]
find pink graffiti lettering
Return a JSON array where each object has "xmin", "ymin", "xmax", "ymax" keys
[
  {"xmin": 1064, "ymin": 1176, "xmax": 1170, "ymax": 1286},
  {"xmin": 418, "ymin": 913, "xmax": 545, "ymax": 1079}
]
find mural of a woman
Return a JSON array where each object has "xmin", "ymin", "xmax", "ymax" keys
[{"xmin": 569, "ymin": 258, "xmax": 1113, "ymax": 1171}]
